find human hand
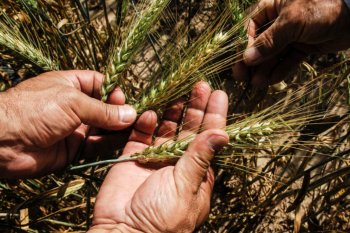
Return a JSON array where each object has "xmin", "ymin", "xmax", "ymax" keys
[
  {"xmin": 0, "ymin": 70, "xmax": 136, "ymax": 179},
  {"xmin": 233, "ymin": 0, "xmax": 350, "ymax": 87},
  {"xmin": 89, "ymin": 82, "xmax": 229, "ymax": 233}
]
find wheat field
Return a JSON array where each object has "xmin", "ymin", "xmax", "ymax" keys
[{"xmin": 0, "ymin": 0, "xmax": 350, "ymax": 232}]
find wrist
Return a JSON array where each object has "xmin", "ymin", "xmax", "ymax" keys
[{"xmin": 88, "ymin": 223, "xmax": 143, "ymax": 233}]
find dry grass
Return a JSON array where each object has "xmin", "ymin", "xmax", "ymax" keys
[{"xmin": 0, "ymin": 0, "xmax": 350, "ymax": 232}]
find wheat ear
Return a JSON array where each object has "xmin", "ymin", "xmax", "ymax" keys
[
  {"xmin": 69, "ymin": 118, "xmax": 309, "ymax": 170},
  {"xmin": 70, "ymin": 77, "xmax": 339, "ymax": 170},
  {"xmin": 133, "ymin": 7, "xmax": 258, "ymax": 114},
  {"xmin": 100, "ymin": 0, "xmax": 170, "ymax": 102},
  {"xmin": 0, "ymin": 9, "xmax": 58, "ymax": 71},
  {"xmin": 15, "ymin": 0, "xmax": 38, "ymax": 11}
]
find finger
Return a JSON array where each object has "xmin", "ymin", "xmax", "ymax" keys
[
  {"xmin": 196, "ymin": 166, "xmax": 216, "ymax": 225},
  {"xmin": 178, "ymin": 82, "xmax": 211, "ymax": 140},
  {"xmin": 174, "ymin": 129, "xmax": 229, "ymax": 194},
  {"xmin": 270, "ymin": 49, "xmax": 308, "ymax": 85},
  {"xmin": 250, "ymin": 56, "xmax": 280, "ymax": 87},
  {"xmin": 65, "ymin": 131, "xmax": 131, "ymax": 162},
  {"xmin": 72, "ymin": 90, "xmax": 136, "ymax": 130},
  {"xmin": 155, "ymin": 98, "xmax": 185, "ymax": 145},
  {"xmin": 249, "ymin": 45, "xmax": 292, "ymax": 87},
  {"xmin": 233, "ymin": 61, "xmax": 250, "ymax": 82},
  {"xmin": 246, "ymin": 0, "xmax": 284, "ymax": 28},
  {"xmin": 246, "ymin": 18, "xmax": 259, "ymax": 45},
  {"xmin": 61, "ymin": 70, "xmax": 126, "ymax": 105},
  {"xmin": 243, "ymin": 6, "xmax": 293, "ymax": 66},
  {"xmin": 63, "ymin": 70, "xmax": 104, "ymax": 98},
  {"xmin": 122, "ymin": 111, "xmax": 157, "ymax": 156},
  {"xmin": 106, "ymin": 86, "xmax": 125, "ymax": 105},
  {"xmin": 84, "ymin": 132, "xmax": 131, "ymax": 157},
  {"xmin": 201, "ymin": 90, "xmax": 228, "ymax": 130}
]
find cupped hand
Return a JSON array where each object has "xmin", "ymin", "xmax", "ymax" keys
[
  {"xmin": 234, "ymin": 0, "xmax": 350, "ymax": 87},
  {"xmin": 90, "ymin": 82, "xmax": 229, "ymax": 233},
  {"xmin": 0, "ymin": 70, "xmax": 136, "ymax": 179}
]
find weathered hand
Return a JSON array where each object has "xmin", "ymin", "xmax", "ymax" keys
[
  {"xmin": 89, "ymin": 82, "xmax": 229, "ymax": 233},
  {"xmin": 234, "ymin": 0, "xmax": 350, "ymax": 87},
  {"xmin": 0, "ymin": 70, "xmax": 136, "ymax": 179}
]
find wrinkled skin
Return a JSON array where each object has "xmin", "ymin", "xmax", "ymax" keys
[
  {"xmin": 89, "ymin": 82, "xmax": 229, "ymax": 233},
  {"xmin": 0, "ymin": 70, "xmax": 137, "ymax": 178},
  {"xmin": 0, "ymin": 71, "xmax": 230, "ymax": 232},
  {"xmin": 233, "ymin": 0, "xmax": 350, "ymax": 87}
]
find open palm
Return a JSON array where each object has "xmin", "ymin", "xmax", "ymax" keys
[{"xmin": 90, "ymin": 82, "xmax": 229, "ymax": 232}]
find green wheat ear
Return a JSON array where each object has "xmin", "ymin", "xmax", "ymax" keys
[
  {"xmin": 0, "ymin": 81, "xmax": 6, "ymax": 92},
  {"xmin": 0, "ymin": 8, "xmax": 58, "ymax": 72},
  {"xmin": 15, "ymin": 0, "xmax": 38, "ymax": 11},
  {"xmin": 100, "ymin": 0, "xmax": 170, "ymax": 103},
  {"xmin": 136, "ymin": 76, "xmax": 340, "ymax": 161}
]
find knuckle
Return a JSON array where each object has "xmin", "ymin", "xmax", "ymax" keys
[
  {"xmin": 56, "ymin": 86, "xmax": 79, "ymax": 106},
  {"xmin": 259, "ymin": 33, "xmax": 278, "ymax": 56},
  {"xmin": 190, "ymin": 151, "xmax": 211, "ymax": 174},
  {"xmin": 102, "ymin": 103, "xmax": 114, "ymax": 126}
]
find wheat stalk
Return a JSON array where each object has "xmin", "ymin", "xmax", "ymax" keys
[{"xmin": 100, "ymin": 0, "xmax": 170, "ymax": 102}]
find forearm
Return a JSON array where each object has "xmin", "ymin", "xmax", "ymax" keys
[{"xmin": 88, "ymin": 224, "xmax": 143, "ymax": 233}]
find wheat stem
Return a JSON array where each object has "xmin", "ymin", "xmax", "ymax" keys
[{"xmin": 70, "ymin": 157, "xmax": 136, "ymax": 170}]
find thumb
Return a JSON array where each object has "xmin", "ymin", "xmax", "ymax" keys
[
  {"xmin": 174, "ymin": 129, "xmax": 229, "ymax": 194},
  {"xmin": 73, "ymin": 91, "xmax": 137, "ymax": 130},
  {"xmin": 244, "ymin": 17, "xmax": 293, "ymax": 66}
]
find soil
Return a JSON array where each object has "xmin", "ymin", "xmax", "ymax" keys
[{"xmin": 2, "ymin": 1, "xmax": 350, "ymax": 232}]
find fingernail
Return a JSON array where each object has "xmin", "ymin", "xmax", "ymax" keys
[
  {"xmin": 207, "ymin": 135, "xmax": 228, "ymax": 152},
  {"xmin": 244, "ymin": 47, "xmax": 261, "ymax": 63},
  {"xmin": 119, "ymin": 105, "xmax": 136, "ymax": 123}
]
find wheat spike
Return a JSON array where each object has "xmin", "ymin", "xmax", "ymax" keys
[
  {"xmin": 0, "ymin": 81, "xmax": 6, "ymax": 92},
  {"xmin": 70, "ymin": 77, "xmax": 340, "ymax": 171},
  {"xmin": 100, "ymin": 0, "xmax": 170, "ymax": 102},
  {"xmin": 133, "ymin": 7, "xmax": 258, "ymax": 114},
  {"xmin": 15, "ymin": 0, "xmax": 38, "ymax": 11},
  {"xmin": 0, "ymin": 9, "xmax": 58, "ymax": 72}
]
